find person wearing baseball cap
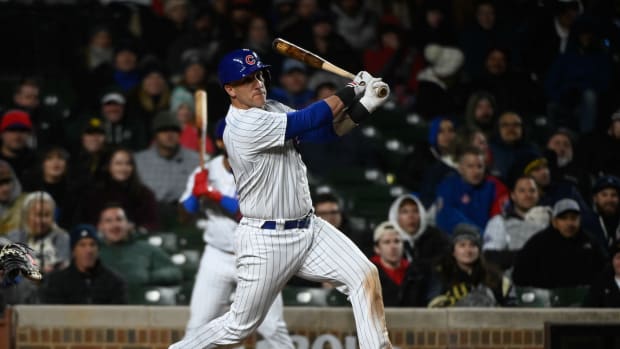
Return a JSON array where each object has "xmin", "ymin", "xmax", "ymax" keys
[
  {"xmin": 0, "ymin": 109, "xmax": 37, "ymax": 178},
  {"xmin": 98, "ymin": 90, "xmax": 147, "ymax": 151},
  {"xmin": 582, "ymin": 175, "xmax": 620, "ymax": 258},
  {"xmin": 41, "ymin": 224, "xmax": 128, "ymax": 304},
  {"xmin": 369, "ymin": 221, "xmax": 423, "ymax": 306},
  {"xmin": 513, "ymin": 198, "xmax": 606, "ymax": 289},
  {"xmin": 583, "ymin": 241, "xmax": 620, "ymax": 307}
]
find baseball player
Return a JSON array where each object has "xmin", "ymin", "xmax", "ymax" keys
[
  {"xmin": 169, "ymin": 49, "xmax": 392, "ymax": 349},
  {"xmin": 179, "ymin": 119, "xmax": 294, "ymax": 348}
]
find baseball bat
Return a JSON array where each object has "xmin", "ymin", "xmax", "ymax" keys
[
  {"xmin": 272, "ymin": 37, "xmax": 388, "ymax": 98},
  {"xmin": 194, "ymin": 90, "xmax": 207, "ymax": 169}
]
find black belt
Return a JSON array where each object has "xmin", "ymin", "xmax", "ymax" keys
[{"xmin": 261, "ymin": 217, "xmax": 311, "ymax": 230}]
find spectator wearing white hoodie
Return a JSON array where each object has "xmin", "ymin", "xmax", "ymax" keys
[{"xmin": 388, "ymin": 194, "xmax": 450, "ymax": 274}]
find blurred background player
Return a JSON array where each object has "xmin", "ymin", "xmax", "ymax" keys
[{"xmin": 178, "ymin": 119, "xmax": 293, "ymax": 347}]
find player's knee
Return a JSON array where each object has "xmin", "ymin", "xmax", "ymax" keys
[{"xmin": 225, "ymin": 318, "xmax": 261, "ymax": 339}]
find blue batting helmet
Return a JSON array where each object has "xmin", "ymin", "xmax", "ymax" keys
[{"xmin": 217, "ymin": 49, "xmax": 270, "ymax": 86}]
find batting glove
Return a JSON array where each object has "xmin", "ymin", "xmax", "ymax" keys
[
  {"xmin": 192, "ymin": 170, "xmax": 223, "ymax": 202},
  {"xmin": 358, "ymin": 78, "xmax": 390, "ymax": 113},
  {"xmin": 349, "ymin": 71, "xmax": 373, "ymax": 96}
]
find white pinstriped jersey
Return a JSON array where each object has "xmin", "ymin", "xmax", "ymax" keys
[
  {"xmin": 223, "ymin": 100, "xmax": 313, "ymax": 220},
  {"xmin": 179, "ymin": 155, "xmax": 238, "ymax": 253}
]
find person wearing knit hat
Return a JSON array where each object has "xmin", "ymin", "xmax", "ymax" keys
[
  {"xmin": 426, "ymin": 222, "xmax": 510, "ymax": 307},
  {"xmin": 370, "ymin": 221, "xmax": 424, "ymax": 306},
  {"xmin": 581, "ymin": 175, "xmax": 620, "ymax": 258},
  {"xmin": 41, "ymin": 224, "xmax": 128, "ymax": 305},
  {"xmin": 0, "ymin": 109, "xmax": 37, "ymax": 178},
  {"xmin": 583, "ymin": 241, "xmax": 620, "ymax": 307}
]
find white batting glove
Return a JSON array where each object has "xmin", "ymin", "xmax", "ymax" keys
[
  {"xmin": 358, "ymin": 78, "xmax": 390, "ymax": 113},
  {"xmin": 348, "ymin": 71, "xmax": 373, "ymax": 95}
]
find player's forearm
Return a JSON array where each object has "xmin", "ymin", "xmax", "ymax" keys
[{"xmin": 332, "ymin": 112, "xmax": 358, "ymax": 136}]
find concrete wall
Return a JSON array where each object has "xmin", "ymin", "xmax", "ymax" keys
[{"xmin": 10, "ymin": 305, "xmax": 620, "ymax": 349}]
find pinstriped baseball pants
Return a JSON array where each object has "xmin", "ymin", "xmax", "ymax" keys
[{"xmin": 169, "ymin": 216, "xmax": 392, "ymax": 349}]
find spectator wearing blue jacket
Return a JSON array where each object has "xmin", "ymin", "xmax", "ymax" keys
[{"xmin": 435, "ymin": 146, "xmax": 508, "ymax": 235}]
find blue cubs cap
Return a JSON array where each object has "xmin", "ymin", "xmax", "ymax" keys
[
  {"xmin": 217, "ymin": 49, "xmax": 270, "ymax": 86},
  {"xmin": 592, "ymin": 175, "xmax": 620, "ymax": 195},
  {"xmin": 215, "ymin": 118, "xmax": 226, "ymax": 140}
]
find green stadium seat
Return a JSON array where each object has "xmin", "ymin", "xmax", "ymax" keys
[
  {"xmin": 549, "ymin": 286, "xmax": 590, "ymax": 307},
  {"xmin": 145, "ymin": 232, "xmax": 179, "ymax": 255},
  {"xmin": 282, "ymin": 287, "xmax": 330, "ymax": 306},
  {"xmin": 515, "ymin": 287, "xmax": 552, "ymax": 307},
  {"xmin": 142, "ymin": 286, "xmax": 181, "ymax": 306},
  {"xmin": 176, "ymin": 280, "xmax": 196, "ymax": 305},
  {"xmin": 326, "ymin": 289, "xmax": 350, "ymax": 307},
  {"xmin": 171, "ymin": 249, "xmax": 202, "ymax": 281}
]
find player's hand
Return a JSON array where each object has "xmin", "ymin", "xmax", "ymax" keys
[
  {"xmin": 192, "ymin": 170, "xmax": 223, "ymax": 202},
  {"xmin": 359, "ymin": 78, "xmax": 390, "ymax": 113},
  {"xmin": 349, "ymin": 71, "xmax": 373, "ymax": 95}
]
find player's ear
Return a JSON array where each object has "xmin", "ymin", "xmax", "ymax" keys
[{"xmin": 224, "ymin": 84, "xmax": 236, "ymax": 98}]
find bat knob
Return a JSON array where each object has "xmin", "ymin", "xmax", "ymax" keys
[{"xmin": 377, "ymin": 86, "xmax": 388, "ymax": 98}]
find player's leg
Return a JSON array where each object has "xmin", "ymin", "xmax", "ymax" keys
[
  {"xmin": 256, "ymin": 292, "xmax": 295, "ymax": 349},
  {"xmin": 184, "ymin": 245, "xmax": 237, "ymax": 339},
  {"xmin": 169, "ymin": 225, "xmax": 308, "ymax": 349},
  {"xmin": 297, "ymin": 217, "xmax": 392, "ymax": 349}
]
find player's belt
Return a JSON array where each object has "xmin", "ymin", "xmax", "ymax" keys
[{"xmin": 260, "ymin": 217, "xmax": 311, "ymax": 230}]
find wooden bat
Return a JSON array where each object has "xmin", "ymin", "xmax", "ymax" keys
[
  {"xmin": 194, "ymin": 90, "xmax": 207, "ymax": 169},
  {"xmin": 272, "ymin": 37, "xmax": 388, "ymax": 98}
]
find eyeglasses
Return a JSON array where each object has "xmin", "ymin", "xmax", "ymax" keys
[{"xmin": 0, "ymin": 178, "xmax": 12, "ymax": 186}]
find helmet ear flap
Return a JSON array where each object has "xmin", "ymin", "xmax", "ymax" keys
[{"xmin": 262, "ymin": 69, "xmax": 272, "ymax": 88}]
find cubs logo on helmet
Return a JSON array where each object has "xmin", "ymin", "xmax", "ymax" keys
[{"xmin": 218, "ymin": 49, "xmax": 270, "ymax": 85}]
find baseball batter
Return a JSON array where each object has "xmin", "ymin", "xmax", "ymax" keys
[
  {"xmin": 179, "ymin": 119, "xmax": 293, "ymax": 348},
  {"xmin": 169, "ymin": 49, "xmax": 392, "ymax": 349}
]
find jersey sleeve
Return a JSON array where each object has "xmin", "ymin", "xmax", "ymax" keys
[{"xmin": 230, "ymin": 108, "xmax": 287, "ymax": 153}]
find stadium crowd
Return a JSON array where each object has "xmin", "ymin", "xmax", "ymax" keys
[{"xmin": 1, "ymin": 0, "xmax": 620, "ymax": 309}]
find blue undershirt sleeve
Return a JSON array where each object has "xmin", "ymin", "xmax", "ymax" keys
[
  {"xmin": 285, "ymin": 100, "xmax": 333, "ymax": 140},
  {"xmin": 220, "ymin": 196, "xmax": 240, "ymax": 215},
  {"xmin": 181, "ymin": 195, "xmax": 200, "ymax": 214},
  {"xmin": 298, "ymin": 123, "xmax": 339, "ymax": 143}
]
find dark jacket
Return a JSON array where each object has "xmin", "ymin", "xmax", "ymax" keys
[
  {"xmin": 513, "ymin": 225, "xmax": 607, "ymax": 289},
  {"xmin": 583, "ymin": 267, "xmax": 620, "ymax": 308},
  {"xmin": 42, "ymin": 260, "xmax": 127, "ymax": 304},
  {"xmin": 372, "ymin": 256, "xmax": 425, "ymax": 307}
]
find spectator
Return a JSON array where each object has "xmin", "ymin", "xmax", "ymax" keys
[
  {"xmin": 145, "ymin": 0, "xmax": 190, "ymax": 61},
  {"xmin": 509, "ymin": 150, "xmax": 588, "ymax": 210},
  {"xmin": 545, "ymin": 127, "xmax": 589, "ymax": 198},
  {"xmin": 126, "ymin": 62, "xmax": 171, "ymax": 136},
  {"xmin": 435, "ymin": 146, "xmax": 508, "ymax": 234},
  {"xmin": 545, "ymin": 16, "xmax": 612, "ymax": 133},
  {"xmin": 280, "ymin": 0, "xmax": 321, "ymax": 46},
  {"xmin": 582, "ymin": 175, "xmax": 620, "ymax": 258},
  {"xmin": 89, "ymin": 40, "xmax": 142, "ymax": 107},
  {"xmin": 583, "ymin": 242, "xmax": 620, "ymax": 307},
  {"xmin": 469, "ymin": 47, "xmax": 546, "ymax": 115},
  {"xmin": 0, "ymin": 110, "xmax": 37, "ymax": 178},
  {"xmin": 463, "ymin": 90, "xmax": 497, "ymax": 140},
  {"xmin": 452, "ymin": 126, "xmax": 496, "ymax": 176},
  {"xmin": 98, "ymin": 204, "xmax": 182, "ymax": 304},
  {"xmin": 243, "ymin": 15, "xmax": 278, "ymax": 72},
  {"xmin": 427, "ymin": 223, "xmax": 511, "ymax": 307},
  {"xmin": 370, "ymin": 221, "xmax": 422, "ymax": 307},
  {"xmin": 314, "ymin": 192, "xmax": 371, "ymax": 256},
  {"xmin": 269, "ymin": 59, "xmax": 314, "ymax": 109},
  {"xmin": 78, "ymin": 147, "xmax": 158, "ymax": 232},
  {"xmin": 79, "ymin": 25, "xmax": 114, "ymax": 72},
  {"xmin": 489, "ymin": 111, "xmax": 538, "ymax": 180},
  {"xmin": 21, "ymin": 146, "xmax": 77, "ymax": 229},
  {"xmin": 169, "ymin": 86, "xmax": 215, "ymax": 154},
  {"xmin": 483, "ymin": 175, "xmax": 551, "ymax": 271},
  {"xmin": 398, "ymin": 116, "xmax": 457, "ymax": 206},
  {"xmin": 389, "ymin": 194, "xmax": 449, "ymax": 265},
  {"xmin": 330, "ymin": 0, "xmax": 378, "ymax": 52},
  {"xmin": 42, "ymin": 224, "xmax": 128, "ymax": 305},
  {"xmin": 512, "ymin": 199, "xmax": 606, "ymax": 289},
  {"xmin": 98, "ymin": 91, "xmax": 148, "ymax": 151},
  {"xmin": 410, "ymin": 3, "xmax": 457, "ymax": 50},
  {"xmin": 4, "ymin": 78, "xmax": 65, "ymax": 149},
  {"xmin": 0, "ymin": 160, "xmax": 24, "ymax": 234},
  {"xmin": 169, "ymin": 53, "xmax": 229, "ymax": 133},
  {"xmin": 576, "ymin": 108, "xmax": 620, "ymax": 179},
  {"xmin": 458, "ymin": 0, "xmax": 513, "ymax": 79},
  {"xmin": 68, "ymin": 118, "xmax": 108, "ymax": 186},
  {"xmin": 522, "ymin": 0, "xmax": 581, "ymax": 81},
  {"xmin": 7, "ymin": 191, "xmax": 70, "ymax": 274},
  {"xmin": 135, "ymin": 111, "xmax": 199, "ymax": 203},
  {"xmin": 415, "ymin": 43, "xmax": 465, "ymax": 120}
]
